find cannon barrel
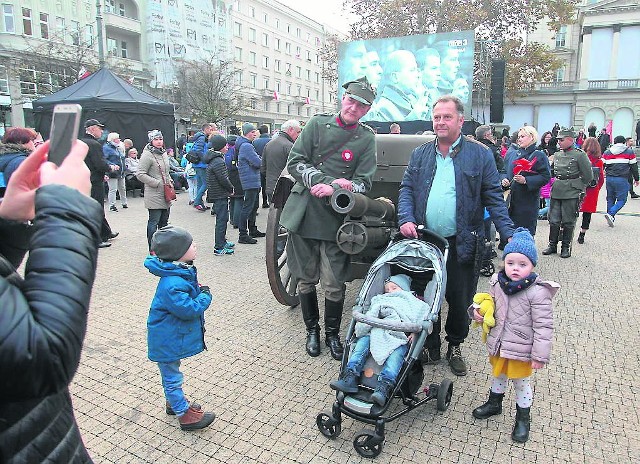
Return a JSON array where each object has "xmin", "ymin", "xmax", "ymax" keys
[
  {"xmin": 330, "ymin": 189, "xmax": 395, "ymax": 220},
  {"xmin": 336, "ymin": 222, "xmax": 393, "ymax": 255}
]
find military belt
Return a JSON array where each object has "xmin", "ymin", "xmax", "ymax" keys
[{"xmin": 556, "ymin": 174, "xmax": 580, "ymax": 180}]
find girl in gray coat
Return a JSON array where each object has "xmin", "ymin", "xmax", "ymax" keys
[{"xmin": 470, "ymin": 227, "xmax": 559, "ymax": 443}]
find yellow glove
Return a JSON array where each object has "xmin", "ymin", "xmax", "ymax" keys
[{"xmin": 472, "ymin": 292, "xmax": 495, "ymax": 342}]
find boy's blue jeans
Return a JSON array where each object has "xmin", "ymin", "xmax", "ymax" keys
[
  {"xmin": 606, "ymin": 176, "xmax": 629, "ymax": 217},
  {"xmin": 346, "ymin": 335, "xmax": 408, "ymax": 384},
  {"xmin": 158, "ymin": 361, "xmax": 189, "ymax": 416}
]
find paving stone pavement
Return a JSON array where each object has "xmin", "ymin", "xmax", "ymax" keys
[{"xmin": 71, "ymin": 188, "xmax": 640, "ymax": 463}]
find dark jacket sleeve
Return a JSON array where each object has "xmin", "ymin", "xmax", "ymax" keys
[
  {"xmin": 213, "ymin": 158, "xmax": 234, "ymax": 192},
  {"xmin": 0, "ymin": 185, "xmax": 102, "ymax": 400}
]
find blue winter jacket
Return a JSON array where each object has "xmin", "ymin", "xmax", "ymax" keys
[
  {"xmin": 102, "ymin": 142, "xmax": 125, "ymax": 178},
  {"xmin": 188, "ymin": 131, "xmax": 209, "ymax": 168},
  {"xmin": 398, "ymin": 136, "xmax": 515, "ymax": 263},
  {"xmin": 144, "ymin": 256, "xmax": 212, "ymax": 363},
  {"xmin": 236, "ymin": 136, "xmax": 262, "ymax": 189}
]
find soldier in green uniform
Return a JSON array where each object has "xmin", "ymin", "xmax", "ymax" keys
[
  {"xmin": 542, "ymin": 127, "xmax": 593, "ymax": 258},
  {"xmin": 280, "ymin": 77, "xmax": 377, "ymax": 360}
]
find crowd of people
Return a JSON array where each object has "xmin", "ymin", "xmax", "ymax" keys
[{"xmin": 1, "ymin": 85, "xmax": 638, "ymax": 459}]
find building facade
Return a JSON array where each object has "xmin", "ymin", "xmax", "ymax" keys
[
  {"xmin": 497, "ymin": 0, "xmax": 640, "ymax": 138},
  {"xmin": 0, "ymin": 0, "xmax": 338, "ymax": 135}
]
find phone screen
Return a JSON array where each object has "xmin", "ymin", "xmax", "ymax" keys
[{"xmin": 49, "ymin": 106, "xmax": 81, "ymax": 165}]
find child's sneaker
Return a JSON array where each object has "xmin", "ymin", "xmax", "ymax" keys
[
  {"xmin": 178, "ymin": 405, "xmax": 215, "ymax": 431},
  {"xmin": 214, "ymin": 247, "xmax": 234, "ymax": 256},
  {"xmin": 330, "ymin": 370, "xmax": 359, "ymax": 393},
  {"xmin": 224, "ymin": 241, "xmax": 235, "ymax": 249}
]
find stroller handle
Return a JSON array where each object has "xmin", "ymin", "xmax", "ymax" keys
[{"xmin": 352, "ymin": 307, "xmax": 434, "ymax": 333}]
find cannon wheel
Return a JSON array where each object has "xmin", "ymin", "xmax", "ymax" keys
[{"xmin": 266, "ymin": 205, "xmax": 300, "ymax": 307}]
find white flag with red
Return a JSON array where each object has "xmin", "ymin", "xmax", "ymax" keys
[{"xmin": 78, "ymin": 66, "xmax": 90, "ymax": 80}]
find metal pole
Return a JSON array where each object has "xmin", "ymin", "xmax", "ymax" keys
[{"xmin": 96, "ymin": 0, "xmax": 105, "ymax": 66}]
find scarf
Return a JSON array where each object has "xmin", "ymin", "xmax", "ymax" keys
[{"xmin": 497, "ymin": 270, "xmax": 538, "ymax": 295}]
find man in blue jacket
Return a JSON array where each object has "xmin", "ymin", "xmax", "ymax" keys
[
  {"xmin": 253, "ymin": 124, "xmax": 271, "ymax": 208},
  {"xmin": 236, "ymin": 123, "xmax": 265, "ymax": 244},
  {"xmin": 398, "ymin": 95, "xmax": 514, "ymax": 376},
  {"xmin": 190, "ymin": 123, "xmax": 217, "ymax": 211}
]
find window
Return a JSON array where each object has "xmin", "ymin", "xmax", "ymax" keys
[
  {"xmin": 297, "ymin": 105, "xmax": 301, "ymax": 116},
  {"xmin": 295, "ymin": 46, "xmax": 301, "ymax": 58},
  {"xmin": 306, "ymin": 32, "xmax": 311, "ymax": 43},
  {"xmin": 287, "ymin": 104, "xmax": 291, "ymax": 114},
  {"xmin": 19, "ymin": 66, "xmax": 36, "ymax": 95},
  {"xmin": 555, "ymin": 25, "xmax": 567, "ymax": 48},
  {"xmin": 555, "ymin": 66, "xmax": 565, "ymax": 83},
  {"xmin": 85, "ymin": 24, "xmax": 93, "ymax": 46},
  {"xmin": 262, "ymin": 13, "xmax": 268, "ymax": 23},
  {"xmin": 249, "ymin": 27, "xmax": 256, "ymax": 42},
  {"xmin": 276, "ymin": 102, "xmax": 281, "ymax": 112},
  {"xmin": 2, "ymin": 5, "xmax": 15, "ymax": 33},
  {"xmin": 285, "ymin": 42, "xmax": 291, "ymax": 54},
  {"xmin": 235, "ymin": 71, "xmax": 243, "ymax": 85},
  {"xmin": 275, "ymin": 59, "xmax": 281, "ymax": 72},
  {"xmin": 249, "ymin": 51, "xmax": 256, "ymax": 65},
  {"xmin": 286, "ymin": 82, "xmax": 292, "ymax": 94},
  {"xmin": 249, "ymin": 6, "xmax": 255, "ymax": 17},
  {"xmin": 306, "ymin": 69, "xmax": 310, "ymax": 80},
  {"xmin": 264, "ymin": 77, "xmax": 269, "ymax": 89},
  {"xmin": 119, "ymin": 3, "xmax": 125, "ymax": 16},
  {"xmin": 0, "ymin": 64, "xmax": 9, "ymax": 94},
  {"xmin": 315, "ymin": 89, "xmax": 319, "ymax": 100},
  {"xmin": 296, "ymin": 27, "xmax": 300, "ymax": 38},
  {"xmin": 250, "ymin": 98, "xmax": 257, "ymax": 109},
  {"xmin": 287, "ymin": 24, "xmax": 291, "ymax": 33},
  {"xmin": 296, "ymin": 66, "xmax": 301, "ymax": 78},
  {"xmin": 55, "ymin": 17, "xmax": 65, "ymax": 41},
  {"xmin": 121, "ymin": 40, "xmax": 128, "ymax": 58},
  {"xmin": 262, "ymin": 56, "xmax": 269, "ymax": 68},
  {"xmin": 315, "ymin": 72, "xmax": 320, "ymax": 84},
  {"xmin": 250, "ymin": 73, "xmax": 257, "ymax": 88},
  {"xmin": 22, "ymin": 8, "xmax": 32, "ymax": 36},
  {"xmin": 233, "ymin": 22, "xmax": 241, "ymax": 37},
  {"xmin": 107, "ymin": 38, "xmax": 117, "ymax": 56},
  {"xmin": 70, "ymin": 20, "xmax": 79, "ymax": 45},
  {"xmin": 306, "ymin": 107, "xmax": 310, "ymax": 117},
  {"xmin": 275, "ymin": 38, "xmax": 280, "ymax": 50},
  {"xmin": 264, "ymin": 101, "xmax": 269, "ymax": 111},
  {"xmin": 296, "ymin": 84, "xmax": 301, "ymax": 96},
  {"xmin": 275, "ymin": 80, "xmax": 281, "ymax": 92},
  {"xmin": 261, "ymin": 33, "xmax": 268, "ymax": 47},
  {"xmin": 105, "ymin": 0, "xmax": 115, "ymax": 13},
  {"xmin": 306, "ymin": 50, "xmax": 312, "ymax": 61},
  {"xmin": 234, "ymin": 47, "xmax": 242, "ymax": 61}
]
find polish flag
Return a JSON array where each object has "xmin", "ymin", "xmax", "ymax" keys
[
  {"xmin": 273, "ymin": 91, "xmax": 279, "ymax": 101},
  {"xmin": 305, "ymin": 97, "xmax": 310, "ymax": 105},
  {"xmin": 78, "ymin": 66, "xmax": 90, "ymax": 80},
  {"xmin": 605, "ymin": 119, "xmax": 613, "ymax": 135}
]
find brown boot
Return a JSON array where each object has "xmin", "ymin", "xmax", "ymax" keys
[{"xmin": 178, "ymin": 405, "xmax": 216, "ymax": 431}]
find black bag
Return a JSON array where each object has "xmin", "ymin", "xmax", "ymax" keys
[
  {"xmin": 185, "ymin": 150, "xmax": 201, "ymax": 164},
  {"xmin": 588, "ymin": 166, "xmax": 601, "ymax": 188}
]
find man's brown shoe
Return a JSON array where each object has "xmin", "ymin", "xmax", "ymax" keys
[{"xmin": 178, "ymin": 405, "xmax": 215, "ymax": 431}]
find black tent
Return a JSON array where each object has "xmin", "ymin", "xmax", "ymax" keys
[{"xmin": 33, "ymin": 67, "xmax": 175, "ymax": 152}]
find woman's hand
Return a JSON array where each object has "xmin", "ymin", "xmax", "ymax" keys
[
  {"xmin": 513, "ymin": 174, "xmax": 527, "ymax": 184},
  {"xmin": 0, "ymin": 140, "xmax": 90, "ymax": 222},
  {"xmin": 501, "ymin": 178, "xmax": 510, "ymax": 188}
]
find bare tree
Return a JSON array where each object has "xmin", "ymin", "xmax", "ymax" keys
[{"xmin": 174, "ymin": 55, "xmax": 249, "ymax": 124}]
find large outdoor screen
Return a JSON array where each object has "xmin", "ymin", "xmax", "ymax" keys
[{"xmin": 338, "ymin": 30, "xmax": 475, "ymax": 122}]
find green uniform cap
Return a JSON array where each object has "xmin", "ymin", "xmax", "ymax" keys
[
  {"xmin": 342, "ymin": 76, "xmax": 377, "ymax": 105},
  {"xmin": 557, "ymin": 127, "xmax": 576, "ymax": 139}
]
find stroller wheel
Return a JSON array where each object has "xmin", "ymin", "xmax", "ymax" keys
[
  {"xmin": 316, "ymin": 412, "xmax": 341, "ymax": 439},
  {"xmin": 353, "ymin": 429, "xmax": 384, "ymax": 458},
  {"xmin": 436, "ymin": 378, "xmax": 453, "ymax": 412}
]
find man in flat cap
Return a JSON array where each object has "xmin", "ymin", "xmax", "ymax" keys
[
  {"xmin": 280, "ymin": 76, "xmax": 377, "ymax": 361},
  {"xmin": 542, "ymin": 127, "xmax": 592, "ymax": 258}
]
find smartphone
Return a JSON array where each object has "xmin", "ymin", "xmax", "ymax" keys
[{"xmin": 48, "ymin": 103, "xmax": 82, "ymax": 166}]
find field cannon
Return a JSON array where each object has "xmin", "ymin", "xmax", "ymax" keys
[{"xmin": 266, "ymin": 133, "xmax": 435, "ymax": 306}]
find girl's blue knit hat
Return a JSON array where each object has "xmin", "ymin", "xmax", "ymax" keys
[{"xmin": 503, "ymin": 227, "xmax": 538, "ymax": 265}]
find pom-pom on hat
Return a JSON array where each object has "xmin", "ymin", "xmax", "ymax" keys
[
  {"xmin": 503, "ymin": 227, "xmax": 538, "ymax": 265},
  {"xmin": 209, "ymin": 134, "xmax": 228, "ymax": 151},
  {"xmin": 151, "ymin": 225, "xmax": 193, "ymax": 262},
  {"xmin": 386, "ymin": 274, "xmax": 412, "ymax": 292}
]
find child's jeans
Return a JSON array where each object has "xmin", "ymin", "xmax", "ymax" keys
[
  {"xmin": 187, "ymin": 177, "xmax": 197, "ymax": 201},
  {"xmin": 347, "ymin": 335, "xmax": 408, "ymax": 384},
  {"xmin": 157, "ymin": 360, "xmax": 189, "ymax": 416}
]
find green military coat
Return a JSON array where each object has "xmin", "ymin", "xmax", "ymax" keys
[
  {"xmin": 550, "ymin": 147, "xmax": 593, "ymax": 200},
  {"xmin": 280, "ymin": 113, "xmax": 377, "ymax": 241}
]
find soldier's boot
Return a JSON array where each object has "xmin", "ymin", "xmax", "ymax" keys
[
  {"xmin": 325, "ymin": 298, "xmax": 345, "ymax": 361},
  {"xmin": 542, "ymin": 225, "xmax": 561, "ymax": 255},
  {"xmin": 560, "ymin": 225, "xmax": 575, "ymax": 258},
  {"xmin": 300, "ymin": 290, "xmax": 321, "ymax": 357}
]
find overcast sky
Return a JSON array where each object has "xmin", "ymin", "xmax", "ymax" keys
[{"xmin": 277, "ymin": 0, "xmax": 354, "ymax": 35}]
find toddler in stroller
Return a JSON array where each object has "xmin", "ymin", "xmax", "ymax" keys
[
  {"xmin": 330, "ymin": 274, "xmax": 428, "ymax": 406},
  {"xmin": 317, "ymin": 232, "xmax": 454, "ymax": 458}
]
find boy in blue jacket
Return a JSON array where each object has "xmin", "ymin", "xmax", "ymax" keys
[{"xmin": 145, "ymin": 225, "xmax": 215, "ymax": 430}]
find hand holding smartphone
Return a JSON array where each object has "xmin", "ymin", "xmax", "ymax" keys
[{"xmin": 48, "ymin": 104, "xmax": 82, "ymax": 166}]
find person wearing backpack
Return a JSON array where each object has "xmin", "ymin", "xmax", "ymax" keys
[{"xmin": 187, "ymin": 123, "xmax": 216, "ymax": 211}]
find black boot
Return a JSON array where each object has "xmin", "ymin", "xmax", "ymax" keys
[
  {"xmin": 577, "ymin": 231, "xmax": 585, "ymax": 244},
  {"xmin": 511, "ymin": 404, "xmax": 531, "ymax": 443},
  {"xmin": 560, "ymin": 225, "xmax": 574, "ymax": 258},
  {"xmin": 542, "ymin": 225, "xmax": 561, "ymax": 255},
  {"xmin": 299, "ymin": 290, "xmax": 320, "ymax": 357},
  {"xmin": 472, "ymin": 390, "xmax": 504, "ymax": 419},
  {"xmin": 324, "ymin": 299, "xmax": 344, "ymax": 360}
]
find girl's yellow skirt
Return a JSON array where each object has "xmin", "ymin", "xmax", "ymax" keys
[{"xmin": 489, "ymin": 355, "xmax": 532, "ymax": 379}]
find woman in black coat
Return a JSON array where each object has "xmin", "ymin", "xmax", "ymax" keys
[
  {"xmin": 0, "ymin": 142, "xmax": 102, "ymax": 463},
  {"xmin": 500, "ymin": 126, "xmax": 551, "ymax": 236}
]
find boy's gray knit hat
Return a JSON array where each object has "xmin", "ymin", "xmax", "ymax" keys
[
  {"xmin": 151, "ymin": 225, "xmax": 193, "ymax": 261},
  {"xmin": 386, "ymin": 274, "xmax": 412, "ymax": 292}
]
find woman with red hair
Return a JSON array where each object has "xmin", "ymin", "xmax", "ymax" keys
[
  {"xmin": 577, "ymin": 137, "xmax": 604, "ymax": 244},
  {"xmin": 0, "ymin": 127, "xmax": 37, "ymax": 196}
]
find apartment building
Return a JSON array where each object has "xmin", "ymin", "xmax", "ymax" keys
[
  {"xmin": 498, "ymin": 0, "xmax": 640, "ymax": 137},
  {"xmin": 228, "ymin": 0, "xmax": 339, "ymax": 132}
]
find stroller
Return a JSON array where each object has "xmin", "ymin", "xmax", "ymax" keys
[{"xmin": 316, "ymin": 229, "xmax": 453, "ymax": 458}]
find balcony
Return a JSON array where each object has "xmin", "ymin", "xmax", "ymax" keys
[
  {"xmin": 535, "ymin": 81, "xmax": 577, "ymax": 92},
  {"xmin": 586, "ymin": 79, "xmax": 640, "ymax": 90},
  {"xmin": 104, "ymin": 12, "xmax": 142, "ymax": 35}
]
